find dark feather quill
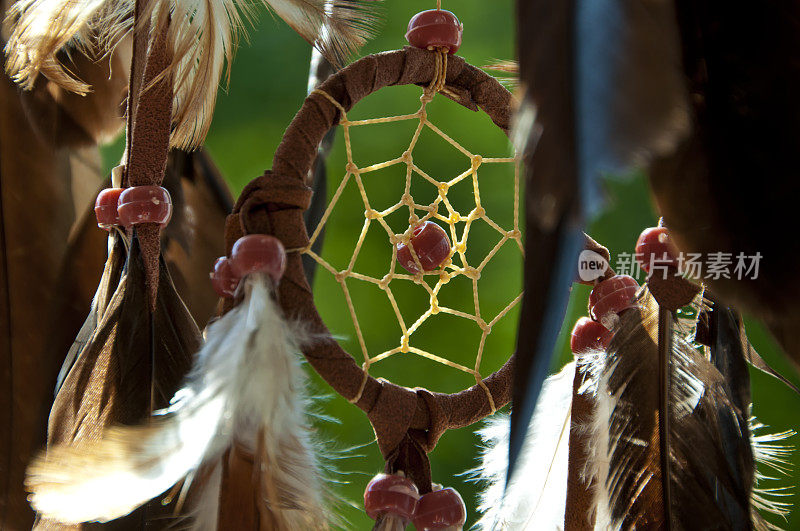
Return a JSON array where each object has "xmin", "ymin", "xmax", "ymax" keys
[
  {"xmin": 510, "ymin": 0, "xmax": 585, "ymax": 482},
  {"xmin": 587, "ymin": 289, "xmax": 756, "ymax": 530}
]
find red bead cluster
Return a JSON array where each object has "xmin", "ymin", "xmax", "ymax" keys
[
  {"xmin": 571, "ymin": 274, "xmax": 639, "ymax": 356},
  {"xmin": 210, "ymin": 235, "xmax": 287, "ymax": 298},
  {"xmin": 571, "ymin": 225, "xmax": 678, "ymax": 355},
  {"xmin": 364, "ymin": 474, "xmax": 466, "ymax": 530},
  {"xmin": 94, "ymin": 186, "xmax": 172, "ymax": 230},
  {"xmin": 396, "ymin": 221, "xmax": 452, "ymax": 274}
]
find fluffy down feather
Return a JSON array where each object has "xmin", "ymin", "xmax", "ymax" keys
[{"xmin": 474, "ymin": 362, "xmax": 575, "ymax": 530}]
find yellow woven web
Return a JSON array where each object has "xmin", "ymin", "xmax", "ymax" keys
[{"xmin": 302, "ymin": 60, "xmax": 522, "ymax": 410}]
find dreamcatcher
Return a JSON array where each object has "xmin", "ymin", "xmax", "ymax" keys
[{"xmin": 22, "ymin": 4, "xmax": 523, "ymax": 529}]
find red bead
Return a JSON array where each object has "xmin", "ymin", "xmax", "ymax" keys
[
  {"xmin": 117, "ymin": 186, "xmax": 172, "ymax": 228},
  {"xmin": 210, "ymin": 257, "xmax": 239, "ymax": 298},
  {"xmin": 396, "ymin": 221, "xmax": 452, "ymax": 274},
  {"xmin": 570, "ymin": 317, "xmax": 613, "ymax": 355},
  {"xmin": 95, "ymin": 188, "xmax": 124, "ymax": 229},
  {"xmin": 589, "ymin": 274, "xmax": 640, "ymax": 329},
  {"xmin": 229, "ymin": 234, "xmax": 287, "ymax": 285},
  {"xmin": 364, "ymin": 473, "xmax": 419, "ymax": 522},
  {"xmin": 413, "ymin": 487, "xmax": 467, "ymax": 530},
  {"xmin": 405, "ymin": 10, "xmax": 463, "ymax": 54},
  {"xmin": 635, "ymin": 227, "xmax": 679, "ymax": 272}
]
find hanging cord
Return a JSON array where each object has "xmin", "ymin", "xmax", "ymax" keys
[{"xmin": 123, "ymin": 0, "xmax": 174, "ymax": 309}]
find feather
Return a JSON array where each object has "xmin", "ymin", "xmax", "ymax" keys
[
  {"xmin": 54, "ymin": 230, "xmax": 127, "ymax": 396},
  {"xmin": 474, "ymin": 362, "xmax": 575, "ymax": 530},
  {"xmin": 27, "ymin": 274, "xmax": 330, "ymax": 528},
  {"xmin": 749, "ymin": 420, "xmax": 795, "ymax": 528},
  {"xmin": 162, "ymin": 148, "xmax": 234, "ymax": 327},
  {"xmin": 509, "ymin": 0, "xmax": 591, "ymax": 482},
  {"xmin": 4, "ymin": 0, "xmax": 379, "ymax": 149},
  {"xmin": 574, "ymin": 0, "xmax": 690, "ymax": 178},
  {"xmin": 585, "ymin": 288, "xmax": 760, "ymax": 530},
  {"xmin": 36, "ymin": 235, "xmax": 201, "ymax": 528},
  {"xmin": 482, "ymin": 60, "xmax": 518, "ymax": 91}
]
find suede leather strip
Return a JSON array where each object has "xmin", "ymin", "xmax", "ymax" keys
[
  {"xmin": 123, "ymin": 3, "xmax": 173, "ymax": 307},
  {"xmin": 224, "ymin": 47, "xmax": 515, "ymax": 478}
]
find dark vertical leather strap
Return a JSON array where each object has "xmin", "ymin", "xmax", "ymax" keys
[{"xmin": 122, "ymin": 0, "xmax": 174, "ymax": 307}]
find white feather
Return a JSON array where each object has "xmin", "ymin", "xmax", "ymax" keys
[
  {"xmin": 187, "ymin": 462, "xmax": 222, "ymax": 531},
  {"xmin": 580, "ymin": 350, "xmax": 614, "ymax": 530},
  {"xmin": 26, "ymin": 274, "xmax": 329, "ymax": 527},
  {"xmin": 4, "ymin": 0, "xmax": 378, "ymax": 149},
  {"xmin": 474, "ymin": 361, "xmax": 575, "ymax": 530}
]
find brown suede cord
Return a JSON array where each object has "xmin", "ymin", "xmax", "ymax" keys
[
  {"xmin": 224, "ymin": 47, "xmax": 515, "ymax": 489},
  {"xmin": 123, "ymin": 3, "xmax": 173, "ymax": 308}
]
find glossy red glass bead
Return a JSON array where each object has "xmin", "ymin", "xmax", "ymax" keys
[
  {"xmin": 364, "ymin": 473, "xmax": 420, "ymax": 522},
  {"xmin": 589, "ymin": 274, "xmax": 640, "ymax": 329},
  {"xmin": 229, "ymin": 234, "xmax": 287, "ymax": 285},
  {"xmin": 635, "ymin": 226, "xmax": 679, "ymax": 272},
  {"xmin": 117, "ymin": 186, "xmax": 172, "ymax": 228},
  {"xmin": 210, "ymin": 257, "xmax": 239, "ymax": 298},
  {"xmin": 396, "ymin": 221, "xmax": 452, "ymax": 274},
  {"xmin": 413, "ymin": 487, "xmax": 467, "ymax": 530},
  {"xmin": 94, "ymin": 188, "xmax": 124, "ymax": 228},
  {"xmin": 405, "ymin": 10, "xmax": 463, "ymax": 54},
  {"xmin": 570, "ymin": 317, "xmax": 613, "ymax": 355}
]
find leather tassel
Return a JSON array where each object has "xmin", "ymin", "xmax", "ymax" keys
[
  {"xmin": 27, "ymin": 274, "xmax": 330, "ymax": 529},
  {"xmin": 474, "ymin": 362, "xmax": 575, "ymax": 530}
]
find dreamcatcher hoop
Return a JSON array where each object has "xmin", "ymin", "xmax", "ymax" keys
[{"xmin": 224, "ymin": 45, "xmax": 516, "ymax": 491}]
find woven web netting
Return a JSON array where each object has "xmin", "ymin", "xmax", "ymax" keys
[{"xmin": 304, "ymin": 66, "xmax": 522, "ymax": 406}]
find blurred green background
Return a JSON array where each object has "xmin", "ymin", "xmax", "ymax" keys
[{"xmin": 102, "ymin": 0, "xmax": 800, "ymax": 528}]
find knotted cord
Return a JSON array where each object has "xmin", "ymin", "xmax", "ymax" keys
[{"xmin": 304, "ymin": 50, "xmax": 523, "ymax": 410}]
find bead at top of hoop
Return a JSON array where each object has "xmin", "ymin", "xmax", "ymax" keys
[{"xmin": 406, "ymin": 10, "xmax": 463, "ymax": 54}]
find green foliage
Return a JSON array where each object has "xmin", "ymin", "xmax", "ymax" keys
[{"xmin": 102, "ymin": 0, "xmax": 799, "ymax": 528}]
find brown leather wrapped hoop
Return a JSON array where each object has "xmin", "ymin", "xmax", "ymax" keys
[{"xmin": 224, "ymin": 46, "xmax": 516, "ymax": 492}]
